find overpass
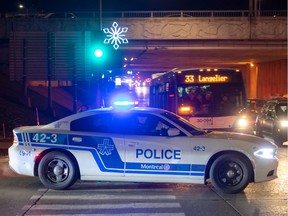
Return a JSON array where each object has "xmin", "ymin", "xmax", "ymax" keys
[{"xmin": 0, "ymin": 10, "xmax": 287, "ymax": 99}]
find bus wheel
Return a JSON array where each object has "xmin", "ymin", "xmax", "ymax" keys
[
  {"xmin": 38, "ymin": 151, "xmax": 78, "ymax": 190},
  {"xmin": 210, "ymin": 153, "xmax": 252, "ymax": 194}
]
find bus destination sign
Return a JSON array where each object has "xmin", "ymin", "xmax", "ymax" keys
[{"xmin": 184, "ymin": 74, "xmax": 229, "ymax": 83}]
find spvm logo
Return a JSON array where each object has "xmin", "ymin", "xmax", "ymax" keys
[{"xmin": 97, "ymin": 139, "xmax": 114, "ymax": 156}]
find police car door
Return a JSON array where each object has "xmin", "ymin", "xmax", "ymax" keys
[
  {"xmin": 124, "ymin": 113, "xmax": 198, "ymax": 182},
  {"xmin": 69, "ymin": 113, "xmax": 125, "ymax": 177}
]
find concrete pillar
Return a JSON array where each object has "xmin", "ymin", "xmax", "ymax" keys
[{"xmin": 249, "ymin": 64, "xmax": 258, "ymax": 98}]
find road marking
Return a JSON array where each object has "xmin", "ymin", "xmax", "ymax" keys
[
  {"xmin": 30, "ymin": 194, "xmax": 177, "ymax": 200},
  {"xmin": 25, "ymin": 214, "xmax": 185, "ymax": 216},
  {"xmin": 24, "ymin": 202, "xmax": 181, "ymax": 210},
  {"xmin": 44, "ymin": 188, "xmax": 174, "ymax": 193},
  {"xmin": 24, "ymin": 187, "xmax": 186, "ymax": 216}
]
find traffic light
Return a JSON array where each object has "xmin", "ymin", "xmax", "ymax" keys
[
  {"xmin": 91, "ymin": 44, "xmax": 109, "ymax": 65},
  {"xmin": 94, "ymin": 49, "xmax": 103, "ymax": 58},
  {"xmin": 89, "ymin": 30, "xmax": 121, "ymax": 70},
  {"xmin": 89, "ymin": 30, "xmax": 107, "ymax": 63}
]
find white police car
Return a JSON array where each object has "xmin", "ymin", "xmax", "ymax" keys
[{"xmin": 8, "ymin": 107, "xmax": 278, "ymax": 194}]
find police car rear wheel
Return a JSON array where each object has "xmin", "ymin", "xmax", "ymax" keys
[
  {"xmin": 38, "ymin": 151, "xmax": 78, "ymax": 190},
  {"xmin": 210, "ymin": 154, "xmax": 252, "ymax": 194}
]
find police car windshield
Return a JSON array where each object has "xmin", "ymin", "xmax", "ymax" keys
[{"xmin": 161, "ymin": 111, "xmax": 206, "ymax": 135}]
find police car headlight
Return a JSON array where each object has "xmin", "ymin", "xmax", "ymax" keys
[
  {"xmin": 280, "ymin": 120, "xmax": 288, "ymax": 127},
  {"xmin": 254, "ymin": 148, "xmax": 276, "ymax": 159}
]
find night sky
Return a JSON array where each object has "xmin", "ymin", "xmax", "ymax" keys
[{"xmin": 1, "ymin": 0, "xmax": 287, "ymax": 12}]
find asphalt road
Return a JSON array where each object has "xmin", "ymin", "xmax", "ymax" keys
[{"xmin": 0, "ymin": 146, "xmax": 287, "ymax": 216}]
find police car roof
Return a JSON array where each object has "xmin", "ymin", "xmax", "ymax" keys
[{"xmin": 44, "ymin": 107, "xmax": 168, "ymax": 129}]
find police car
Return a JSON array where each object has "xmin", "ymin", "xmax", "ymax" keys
[{"xmin": 8, "ymin": 107, "xmax": 278, "ymax": 194}]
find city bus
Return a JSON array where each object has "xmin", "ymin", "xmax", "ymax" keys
[{"xmin": 149, "ymin": 68, "xmax": 250, "ymax": 132}]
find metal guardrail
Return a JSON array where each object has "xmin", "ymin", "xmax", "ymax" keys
[{"xmin": 2, "ymin": 10, "xmax": 287, "ymax": 19}]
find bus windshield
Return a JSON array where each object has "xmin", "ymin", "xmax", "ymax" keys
[
  {"xmin": 178, "ymin": 83, "xmax": 245, "ymax": 117},
  {"xmin": 149, "ymin": 68, "xmax": 247, "ymax": 130},
  {"xmin": 161, "ymin": 111, "xmax": 205, "ymax": 135}
]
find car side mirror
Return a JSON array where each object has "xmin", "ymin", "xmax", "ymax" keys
[{"xmin": 167, "ymin": 128, "xmax": 180, "ymax": 136}]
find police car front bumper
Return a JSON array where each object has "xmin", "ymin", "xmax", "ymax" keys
[{"xmin": 253, "ymin": 156, "xmax": 279, "ymax": 183}]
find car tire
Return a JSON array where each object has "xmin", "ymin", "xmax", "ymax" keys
[
  {"xmin": 38, "ymin": 151, "xmax": 78, "ymax": 190},
  {"xmin": 210, "ymin": 153, "xmax": 252, "ymax": 194}
]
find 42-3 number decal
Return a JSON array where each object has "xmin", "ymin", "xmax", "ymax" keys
[{"xmin": 32, "ymin": 133, "xmax": 58, "ymax": 143}]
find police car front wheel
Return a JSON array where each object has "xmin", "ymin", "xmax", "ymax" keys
[
  {"xmin": 209, "ymin": 153, "xmax": 252, "ymax": 194},
  {"xmin": 38, "ymin": 151, "xmax": 78, "ymax": 190}
]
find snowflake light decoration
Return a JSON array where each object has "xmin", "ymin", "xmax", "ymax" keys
[{"xmin": 103, "ymin": 22, "xmax": 128, "ymax": 50}]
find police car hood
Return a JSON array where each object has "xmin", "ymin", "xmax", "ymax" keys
[{"xmin": 204, "ymin": 131, "xmax": 276, "ymax": 147}]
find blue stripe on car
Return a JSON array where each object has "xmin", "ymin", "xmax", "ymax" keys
[{"xmin": 19, "ymin": 133, "xmax": 205, "ymax": 176}]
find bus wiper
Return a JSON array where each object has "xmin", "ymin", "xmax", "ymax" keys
[{"xmin": 191, "ymin": 130, "xmax": 207, "ymax": 136}]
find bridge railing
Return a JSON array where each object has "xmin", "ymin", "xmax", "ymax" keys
[
  {"xmin": 2, "ymin": 10, "xmax": 287, "ymax": 19},
  {"xmin": 70, "ymin": 10, "xmax": 288, "ymax": 18}
]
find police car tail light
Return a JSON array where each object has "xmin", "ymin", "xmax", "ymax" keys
[
  {"xmin": 178, "ymin": 105, "xmax": 192, "ymax": 115},
  {"xmin": 254, "ymin": 148, "xmax": 276, "ymax": 159},
  {"xmin": 13, "ymin": 133, "xmax": 19, "ymax": 145},
  {"xmin": 280, "ymin": 120, "xmax": 288, "ymax": 127}
]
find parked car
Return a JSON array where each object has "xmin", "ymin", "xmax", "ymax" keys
[{"xmin": 255, "ymin": 97, "xmax": 288, "ymax": 145}]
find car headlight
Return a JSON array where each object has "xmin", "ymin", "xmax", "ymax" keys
[
  {"xmin": 280, "ymin": 120, "xmax": 288, "ymax": 127},
  {"xmin": 254, "ymin": 148, "xmax": 276, "ymax": 159}
]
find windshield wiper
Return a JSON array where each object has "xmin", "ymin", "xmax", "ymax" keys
[{"xmin": 191, "ymin": 130, "xmax": 207, "ymax": 136}]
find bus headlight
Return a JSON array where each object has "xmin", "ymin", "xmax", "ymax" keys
[
  {"xmin": 236, "ymin": 115, "xmax": 249, "ymax": 128},
  {"xmin": 280, "ymin": 120, "xmax": 288, "ymax": 127},
  {"xmin": 178, "ymin": 106, "xmax": 192, "ymax": 115},
  {"xmin": 238, "ymin": 118, "xmax": 249, "ymax": 127},
  {"xmin": 254, "ymin": 148, "xmax": 276, "ymax": 159}
]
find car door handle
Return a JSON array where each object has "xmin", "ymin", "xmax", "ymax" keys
[
  {"xmin": 72, "ymin": 137, "xmax": 82, "ymax": 142},
  {"xmin": 127, "ymin": 142, "xmax": 138, "ymax": 147}
]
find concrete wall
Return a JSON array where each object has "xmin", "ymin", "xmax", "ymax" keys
[{"xmin": 0, "ymin": 16, "xmax": 286, "ymax": 40}]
